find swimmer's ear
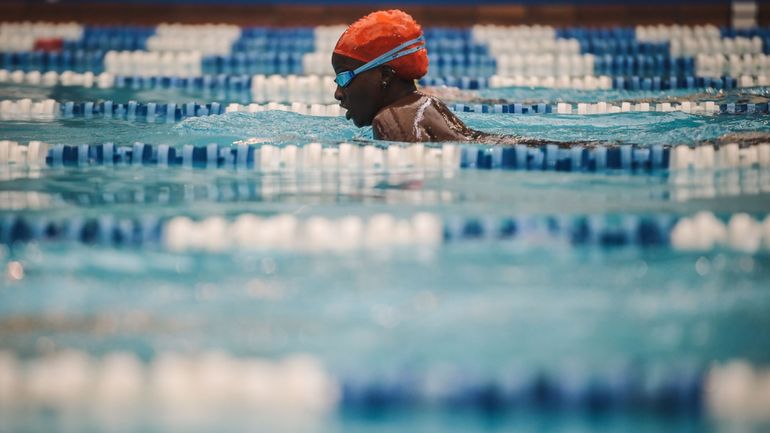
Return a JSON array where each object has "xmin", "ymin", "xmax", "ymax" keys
[{"xmin": 380, "ymin": 66, "xmax": 397, "ymax": 88}]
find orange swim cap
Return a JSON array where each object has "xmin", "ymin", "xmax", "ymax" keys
[{"xmin": 334, "ymin": 9, "xmax": 429, "ymax": 80}]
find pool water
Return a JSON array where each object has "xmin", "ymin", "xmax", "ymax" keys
[{"xmin": 2, "ymin": 79, "xmax": 770, "ymax": 433}]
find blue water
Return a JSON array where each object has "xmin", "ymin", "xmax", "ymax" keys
[
  {"xmin": 0, "ymin": 104, "xmax": 768, "ymax": 148},
  {"xmin": 477, "ymin": 85, "xmax": 770, "ymax": 104},
  {"xmin": 2, "ymin": 82, "xmax": 770, "ymax": 433},
  {"xmin": 1, "ymin": 82, "xmax": 769, "ymax": 149},
  {"xmin": 4, "ymin": 242, "xmax": 770, "ymax": 367}
]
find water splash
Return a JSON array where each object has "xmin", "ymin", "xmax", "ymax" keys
[
  {"xmin": 176, "ymin": 111, "xmax": 373, "ymax": 145},
  {"xmin": 0, "ymin": 102, "xmax": 767, "ymax": 148}
]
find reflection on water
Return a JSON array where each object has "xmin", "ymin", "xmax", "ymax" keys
[
  {"xmin": 3, "ymin": 82, "xmax": 770, "ymax": 433},
  {"xmin": 669, "ymin": 169, "xmax": 770, "ymax": 203},
  {"xmin": 2, "ymin": 166, "xmax": 769, "ymax": 219},
  {"xmin": 2, "ymin": 244, "xmax": 769, "ymax": 365}
]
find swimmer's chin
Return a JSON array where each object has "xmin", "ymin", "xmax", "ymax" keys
[{"xmin": 350, "ymin": 114, "xmax": 373, "ymax": 128}]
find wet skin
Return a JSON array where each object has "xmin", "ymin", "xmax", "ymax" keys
[
  {"xmin": 331, "ymin": 53, "xmax": 587, "ymax": 145},
  {"xmin": 332, "ymin": 52, "xmax": 482, "ymax": 142},
  {"xmin": 331, "ymin": 53, "xmax": 392, "ymax": 128}
]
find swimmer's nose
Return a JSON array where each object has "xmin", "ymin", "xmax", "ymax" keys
[{"xmin": 334, "ymin": 86, "xmax": 344, "ymax": 102}]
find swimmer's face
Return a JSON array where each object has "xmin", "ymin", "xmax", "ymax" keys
[{"xmin": 332, "ymin": 53, "xmax": 385, "ymax": 128}]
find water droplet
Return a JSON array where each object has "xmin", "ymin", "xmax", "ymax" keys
[{"xmin": 695, "ymin": 256, "xmax": 711, "ymax": 276}]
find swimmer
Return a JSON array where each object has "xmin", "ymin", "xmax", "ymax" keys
[
  {"xmin": 331, "ymin": 10, "xmax": 770, "ymax": 148},
  {"xmin": 332, "ymin": 10, "xmax": 553, "ymax": 145}
]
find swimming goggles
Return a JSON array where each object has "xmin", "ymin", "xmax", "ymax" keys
[{"xmin": 335, "ymin": 35, "xmax": 425, "ymax": 88}]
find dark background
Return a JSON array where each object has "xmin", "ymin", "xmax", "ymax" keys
[{"xmin": 0, "ymin": 0, "xmax": 768, "ymax": 26}]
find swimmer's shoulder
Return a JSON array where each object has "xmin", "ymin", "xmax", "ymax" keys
[
  {"xmin": 372, "ymin": 104, "xmax": 411, "ymax": 141},
  {"xmin": 372, "ymin": 93, "xmax": 428, "ymax": 141},
  {"xmin": 373, "ymin": 93, "xmax": 469, "ymax": 142},
  {"xmin": 412, "ymin": 93, "xmax": 475, "ymax": 141}
]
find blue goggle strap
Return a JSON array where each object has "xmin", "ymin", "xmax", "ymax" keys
[
  {"xmin": 351, "ymin": 35, "xmax": 426, "ymax": 77},
  {"xmin": 335, "ymin": 35, "xmax": 425, "ymax": 86}
]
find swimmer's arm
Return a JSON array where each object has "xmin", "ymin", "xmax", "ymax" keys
[{"xmin": 429, "ymin": 99, "xmax": 596, "ymax": 146}]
